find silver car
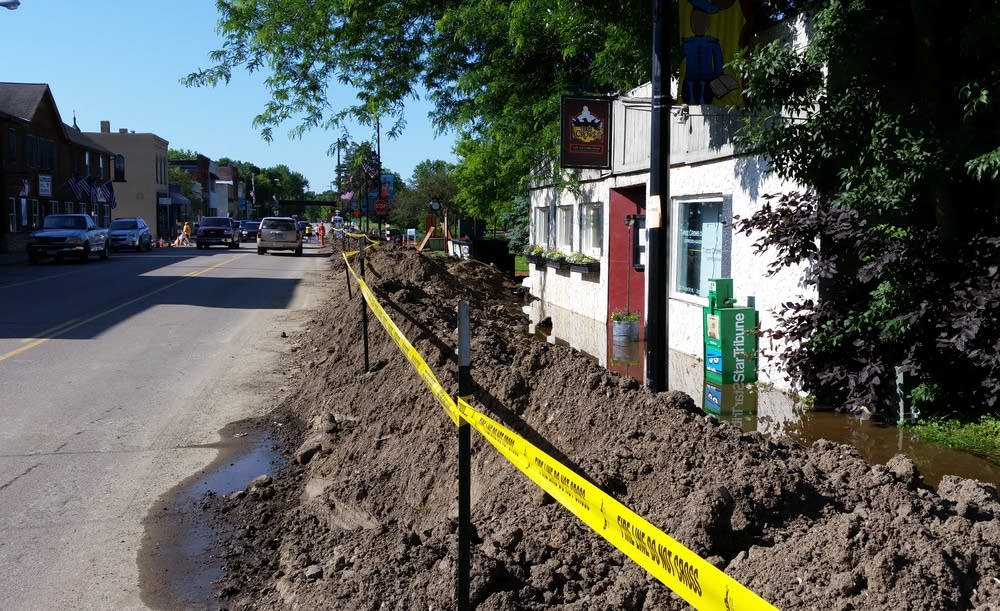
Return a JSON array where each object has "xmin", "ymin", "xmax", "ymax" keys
[
  {"xmin": 256, "ymin": 216, "xmax": 303, "ymax": 256},
  {"xmin": 109, "ymin": 216, "xmax": 152, "ymax": 252}
]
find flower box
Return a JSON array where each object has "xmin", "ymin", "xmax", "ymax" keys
[{"xmin": 570, "ymin": 262, "xmax": 600, "ymax": 274}]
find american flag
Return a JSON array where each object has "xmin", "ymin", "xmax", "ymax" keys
[
  {"xmin": 66, "ymin": 175, "xmax": 83, "ymax": 200},
  {"xmin": 99, "ymin": 180, "xmax": 117, "ymax": 209},
  {"xmin": 362, "ymin": 154, "xmax": 379, "ymax": 179},
  {"xmin": 80, "ymin": 175, "xmax": 95, "ymax": 202}
]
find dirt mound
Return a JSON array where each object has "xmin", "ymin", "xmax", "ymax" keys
[{"xmin": 213, "ymin": 245, "xmax": 1000, "ymax": 610}]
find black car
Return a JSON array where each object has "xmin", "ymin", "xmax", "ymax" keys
[
  {"xmin": 240, "ymin": 220, "xmax": 261, "ymax": 242},
  {"xmin": 195, "ymin": 217, "xmax": 240, "ymax": 249},
  {"xmin": 109, "ymin": 216, "xmax": 152, "ymax": 252}
]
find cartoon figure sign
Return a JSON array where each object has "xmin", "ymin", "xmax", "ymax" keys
[{"xmin": 679, "ymin": 0, "xmax": 752, "ymax": 106}]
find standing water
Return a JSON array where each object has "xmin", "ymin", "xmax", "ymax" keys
[
  {"xmin": 527, "ymin": 300, "xmax": 1000, "ymax": 490},
  {"xmin": 138, "ymin": 423, "xmax": 283, "ymax": 609}
]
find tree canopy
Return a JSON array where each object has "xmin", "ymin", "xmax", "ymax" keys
[{"xmin": 185, "ymin": 0, "xmax": 657, "ymax": 213}]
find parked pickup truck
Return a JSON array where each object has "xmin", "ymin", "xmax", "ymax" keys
[{"xmin": 27, "ymin": 213, "xmax": 110, "ymax": 264}]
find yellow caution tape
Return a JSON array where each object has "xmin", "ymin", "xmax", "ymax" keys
[
  {"xmin": 343, "ymin": 255, "xmax": 777, "ymax": 610},
  {"xmin": 343, "ymin": 254, "xmax": 461, "ymax": 425},
  {"xmin": 458, "ymin": 399, "xmax": 776, "ymax": 610}
]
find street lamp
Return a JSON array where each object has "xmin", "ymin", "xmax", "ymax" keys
[{"xmin": 0, "ymin": 1, "xmax": 20, "ymax": 10}]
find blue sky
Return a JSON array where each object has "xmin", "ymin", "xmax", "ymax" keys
[{"xmin": 2, "ymin": 1, "xmax": 456, "ymax": 192}]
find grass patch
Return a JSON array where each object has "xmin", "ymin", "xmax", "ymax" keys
[
  {"xmin": 514, "ymin": 255, "xmax": 528, "ymax": 274},
  {"xmin": 906, "ymin": 414, "xmax": 1000, "ymax": 463}
]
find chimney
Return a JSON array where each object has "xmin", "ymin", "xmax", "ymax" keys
[
  {"xmin": 100, "ymin": 121, "xmax": 110, "ymax": 133},
  {"xmin": 119, "ymin": 128, "xmax": 128, "ymax": 134}
]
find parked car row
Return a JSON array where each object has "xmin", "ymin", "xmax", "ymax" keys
[{"xmin": 26, "ymin": 213, "xmax": 315, "ymax": 263}]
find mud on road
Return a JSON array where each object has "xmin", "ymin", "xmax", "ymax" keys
[{"xmin": 208, "ymin": 245, "xmax": 1000, "ymax": 610}]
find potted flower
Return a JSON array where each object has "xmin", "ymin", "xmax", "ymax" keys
[
  {"xmin": 566, "ymin": 252, "xmax": 599, "ymax": 273},
  {"xmin": 542, "ymin": 248, "xmax": 567, "ymax": 269},
  {"xmin": 611, "ymin": 310, "xmax": 641, "ymax": 342},
  {"xmin": 524, "ymin": 245, "xmax": 545, "ymax": 264}
]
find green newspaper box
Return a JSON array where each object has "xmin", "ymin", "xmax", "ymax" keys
[{"xmin": 703, "ymin": 278, "xmax": 758, "ymax": 384}]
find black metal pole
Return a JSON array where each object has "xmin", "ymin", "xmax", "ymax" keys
[
  {"xmin": 646, "ymin": 0, "xmax": 670, "ymax": 392},
  {"xmin": 456, "ymin": 300, "xmax": 471, "ymax": 610},
  {"xmin": 345, "ymin": 259, "xmax": 353, "ymax": 300},
  {"xmin": 376, "ymin": 118, "xmax": 384, "ymax": 236},
  {"xmin": 360, "ymin": 236, "xmax": 369, "ymax": 372}
]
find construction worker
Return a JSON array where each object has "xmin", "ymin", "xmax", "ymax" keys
[{"xmin": 316, "ymin": 221, "xmax": 325, "ymax": 246}]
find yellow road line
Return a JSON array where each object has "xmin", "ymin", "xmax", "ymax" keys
[
  {"xmin": 0, "ymin": 255, "xmax": 245, "ymax": 363},
  {"xmin": 20, "ymin": 319, "xmax": 80, "ymax": 343}
]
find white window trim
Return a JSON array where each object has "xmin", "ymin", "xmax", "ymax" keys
[
  {"xmin": 556, "ymin": 205, "xmax": 573, "ymax": 252},
  {"xmin": 531, "ymin": 205, "xmax": 549, "ymax": 247},
  {"xmin": 669, "ymin": 194, "xmax": 732, "ymax": 305},
  {"xmin": 577, "ymin": 201, "xmax": 604, "ymax": 257}
]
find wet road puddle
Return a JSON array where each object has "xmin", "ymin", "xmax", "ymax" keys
[{"xmin": 138, "ymin": 423, "xmax": 282, "ymax": 609}]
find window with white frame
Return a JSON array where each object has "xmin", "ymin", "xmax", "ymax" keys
[
  {"xmin": 579, "ymin": 202, "xmax": 602, "ymax": 254},
  {"xmin": 532, "ymin": 206, "xmax": 548, "ymax": 245},
  {"xmin": 674, "ymin": 197, "xmax": 727, "ymax": 298},
  {"xmin": 556, "ymin": 205, "xmax": 573, "ymax": 251}
]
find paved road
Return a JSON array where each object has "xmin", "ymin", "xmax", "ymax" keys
[{"xmin": 0, "ymin": 242, "xmax": 330, "ymax": 609}]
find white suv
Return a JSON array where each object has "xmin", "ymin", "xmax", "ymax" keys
[{"xmin": 256, "ymin": 217, "xmax": 303, "ymax": 256}]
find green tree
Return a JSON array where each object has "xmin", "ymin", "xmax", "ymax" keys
[
  {"xmin": 168, "ymin": 165, "xmax": 202, "ymax": 212},
  {"xmin": 734, "ymin": 2, "xmax": 1000, "ymax": 418},
  {"xmin": 184, "ymin": 1, "xmax": 656, "ymax": 222},
  {"xmin": 168, "ymin": 148, "xmax": 199, "ymax": 161},
  {"xmin": 391, "ymin": 159, "xmax": 457, "ymax": 231}
]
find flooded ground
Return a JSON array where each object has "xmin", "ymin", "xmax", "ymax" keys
[
  {"xmin": 528, "ymin": 301, "xmax": 1000, "ymax": 491},
  {"xmin": 138, "ymin": 423, "xmax": 283, "ymax": 609}
]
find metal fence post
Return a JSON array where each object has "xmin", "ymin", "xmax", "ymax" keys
[
  {"xmin": 360, "ymin": 237, "xmax": 369, "ymax": 372},
  {"xmin": 457, "ymin": 300, "xmax": 471, "ymax": 610}
]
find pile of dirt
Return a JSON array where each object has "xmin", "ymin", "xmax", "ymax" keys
[{"xmin": 212, "ymin": 245, "xmax": 1000, "ymax": 610}]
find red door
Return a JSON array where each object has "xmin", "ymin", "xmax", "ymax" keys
[{"xmin": 608, "ymin": 186, "xmax": 646, "ymax": 324}]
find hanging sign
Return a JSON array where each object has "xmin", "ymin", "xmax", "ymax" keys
[{"xmin": 560, "ymin": 96, "xmax": 612, "ymax": 169}]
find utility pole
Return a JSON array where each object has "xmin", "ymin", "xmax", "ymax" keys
[{"xmin": 646, "ymin": 0, "xmax": 670, "ymax": 392}]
